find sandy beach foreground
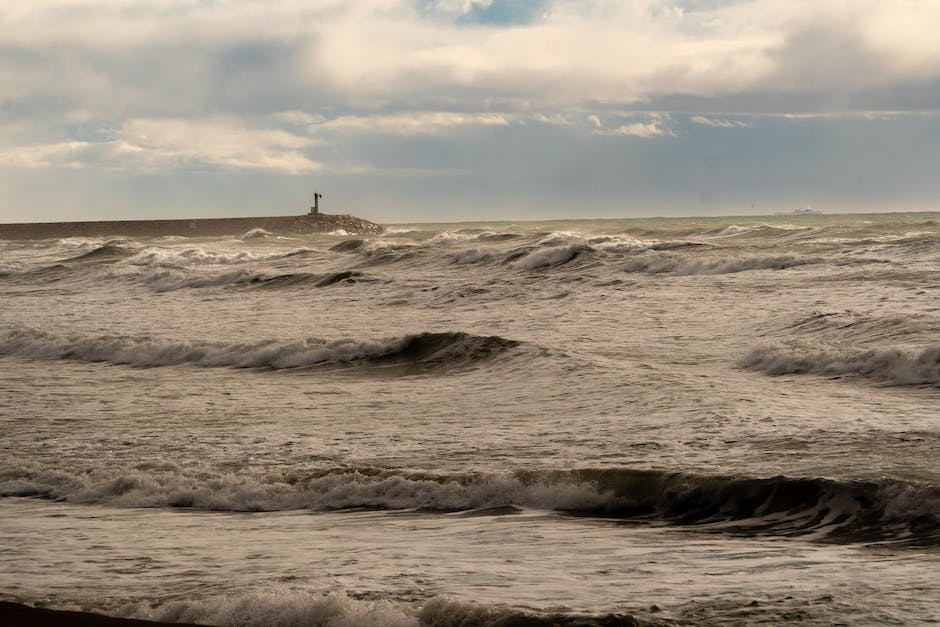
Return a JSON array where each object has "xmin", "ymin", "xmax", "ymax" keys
[{"xmin": 0, "ymin": 601, "xmax": 196, "ymax": 626}]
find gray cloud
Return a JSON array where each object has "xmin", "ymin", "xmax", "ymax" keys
[{"xmin": 1, "ymin": 1, "xmax": 939, "ymax": 221}]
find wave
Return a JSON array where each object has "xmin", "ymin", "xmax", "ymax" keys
[
  {"xmin": 740, "ymin": 342, "xmax": 940, "ymax": 386},
  {"xmin": 623, "ymin": 253, "xmax": 823, "ymax": 275},
  {"xmin": 701, "ymin": 224, "xmax": 810, "ymax": 239},
  {"xmin": 239, "ymin": 227, "xmax": 276, "ymax": 240},
  {"xmin": 137, "ymin": 268, "xmax": 371, "ymax": 292},
  {"xmin": 506, "ymin": 243, "xmax": 593, "ymax": 270},
  {"xmin": 475, "ymin": 231, "xmax": 521, "ymax": 242},
  {"xmin": 3, "ymin": 463, "xmax": 936, "ymax": 545},
  {"xmin": 0, "ymin": 328, "xmax": 520, "ymax": 372},
  {"xmin": 450, "ymin": 248, "xmax": 494, "ymax": 265},
  {"xmin": 124, "ymin": 246, "xmax": 314, "ymax": 267},
  {"xmin": 775, "ymin": 311, "xmax": 940, "ymax": 344},
  {"xmin": 12, "ymin": 592, "xmax": 646, "ymax": 627},
  {"xmin": 586, "ymin": 234, "xmax": 654, "ymax": 252},
  {"xmin": 427, "ymin": 231, "xmax": 522, "ymax": 245},
  {"xmin": 60, "ymin": 243, "xmax": 139, "ymax": 264},
  {"xmin": 330, "ymin": 238, "xmax": 366, "ymax": 252}
]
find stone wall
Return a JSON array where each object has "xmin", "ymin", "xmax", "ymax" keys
[{"xmin": 0, "ymin": 213, "xmax": 385, "ymax": 240}]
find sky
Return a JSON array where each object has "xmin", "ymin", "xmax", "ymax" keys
[{"xmin": 1, "ymin": 0, "xmax": 939, "ymax": 223}]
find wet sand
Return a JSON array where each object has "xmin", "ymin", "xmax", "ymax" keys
[{"xmin": 0, "ymin": 602, "xmax": 199, "ymax": 626}]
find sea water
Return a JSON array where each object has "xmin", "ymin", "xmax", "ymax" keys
[{"xmin": 1, "ymin": 213, "xmax": 938, "ymax": 624}]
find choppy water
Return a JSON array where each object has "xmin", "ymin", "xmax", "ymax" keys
[{"xmin": 1, "ymin": 213, "xmax": 939, "ymax": 625}]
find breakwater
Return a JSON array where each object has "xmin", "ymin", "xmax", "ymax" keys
[{"xmin": 0, "ymin": 213, "xmax": 384, "ymax": 240}]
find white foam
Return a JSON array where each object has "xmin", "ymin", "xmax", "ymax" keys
[
  {"xmin": 536, "ymin": 231, "xmax": 579, "ymax": 246},
  {"xmin": 239, "ymin": 228, "xmax": 275, "ymax": 240},
  {"xmin": 361, "ymin": 241, "xmax": 420, "ymax": 257},
  {"xmin": 428, "ymin": 231, "xmax": 471, "ymax": 245},
  {"xmin": 586, "ymin": 234, "xmax": 652, "ymax": 252},
  {"xmin": 128, "ymin": 590, "xmax": 418, "ymax": 627},
  {"xmin": 137, "ymin": 268, "xmax": 267, "ymax": 292},
  {"xmin": 0, "ymin": 459, "xmax": 619, "ymax": 513},
  {"xmin": 125, "ymin": 246, "xmax": 312, "ymax": 267}
]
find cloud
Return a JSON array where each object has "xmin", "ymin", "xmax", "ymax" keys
[
  {"xmin": 2, "ymin": 0, "xmax": 939, "ymax": 131},
  {"xmin": 0, "ymin": 118, "xmax": 321, "ymax": 173},
  {"xmin": 0, "ymin": 141, "xmax": 131, "ymax": 169},
  {"xmin": 690, "ymin": 116, "xmax": 751, "ymax": 128},
  {"xmin": 310, "ymin": 111, "xmax": 511, "ymax": 135},
  {"xmin": 528, "ymin": 113, "xmax": 570, "ymax": 125},
  {"xmin": 2, "ymin": 0, "xmax": 940, "ymax": 222},
  {"xmin": 592, "ymin": 113, "xmax": 675, "ymax": 138}
]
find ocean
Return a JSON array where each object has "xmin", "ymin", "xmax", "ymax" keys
[{"xmin": 1, "ymin": 213, "xmax": 938, "ymax": 625}]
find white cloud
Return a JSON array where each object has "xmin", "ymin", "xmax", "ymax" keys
[
  {"xmin": 0, "ymin": 118, "xmax": 321, "ymax": 173},
  {"xmin": 0, "ymin": 141, "xmax": 122, "ymax": 169},
  {"xmin": 600, "ymin": 122, "xmax": 668, "ymax": 138},
  {"xmin": 593, "ymin": 113, "xmax": 675, "ymax": 138},
  {"xmin": 121, "ymin": 118, "xmax": 321, "ymax": 172},
  {"xmin": 528, "ymin": 113, "xmax": 570, "ymax": 125},
  {"xmin": 310, "ymin": 112, "xmax": 510, "ymax": 135},
  {"xmin": 4, "ymin": 0, "xmax": 939, "ymax": 121},
  {"xmin": 690, "ymin": 116, "xmax": 751, "ymax": 128}
]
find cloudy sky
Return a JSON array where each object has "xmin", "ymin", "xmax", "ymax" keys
[{"xmin": 2, "ymin": 0, "xmax": 939, "ymax": 223}]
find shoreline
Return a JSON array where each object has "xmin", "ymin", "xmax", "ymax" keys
[
  {"xmin": 0, "ymin": 213, "xmax": 385, "ymax": 240},
  {"xmin": 0, "ymin": 601, "xmax": 199, "ymax": 626}
]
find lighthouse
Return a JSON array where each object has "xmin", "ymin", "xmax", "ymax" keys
[{"xmin": 309, "ymin": 191, "xmax": 322, "ymax": 215}]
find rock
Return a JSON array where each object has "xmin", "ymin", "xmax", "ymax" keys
[{"xmin": 0, "ymin": 213, "xmax": 385, "ymax": 240}]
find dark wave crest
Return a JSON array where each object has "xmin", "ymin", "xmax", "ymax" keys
[
  {"xmin": 623, "ymin": 253, "xmax": 823, "ymax": 275},
  {"xmin": 538, "ymin": 468, "xmax": 939, "ymax": 544},
  {"xmin": 329, "ymin": 238, "xmax": 366, "ymax": 252},
  {"xmin": 740, "ymin": 342, "xmax": 940, "ymax": 386},
  {"xmin": 249, "ymin": 270, "xmax": 365, "ymax": 289},
  {"xmin": 0, "ymin": 328, "xmax": 521, "ymax": 372},
  {"xmin": 60, "ymin": 243, "xmax": 138, "ymax": 264},
  {"xmin": 4, "ymin": 462, "xmax": 936, "ymax": 546}
]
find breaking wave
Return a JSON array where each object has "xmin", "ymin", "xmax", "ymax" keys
[
  {"xmin": 0, "ymin": 328, "xmax": 521, "ymax": 371},
  {"xmin": 623, "ymin": 253, "xmax": 823, "ymax": 275},
  {"xmin": 60, "ymin": 243, "xmax": 139, "ymax": 263},
  {"xmin": 124, "ymin": 246, "xmax": 314, "ymax": 267},
  {"xmin": 330, "ymin": 238, "xmax": 366, "ymax": 252},
  {"xmin": 507, "ymin": 244, "xmax": 591, "ymax": 270},
  {"xmin": 136, "ymin": 268, "xmax": 370, "ymax": 292},
  {"xmin": 36, "ymin": 591, "xmax": 646, "ymax": 627},
  {"xmin": 2, "ymin": 464, "xmax": 937, "ymax": 545},
  {"xmin": 239, "ymin": 227, "xmax": 276, "ymax": 240},
  {"xmin": 740, "ymin": 342, "xmax": 940, "ymax": 386},
  {"xmin": 701, "ymin": 224, "xmax": 809, "ymax": 239}
]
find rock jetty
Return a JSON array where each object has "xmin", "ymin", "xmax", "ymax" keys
[{"xmin": 0, "ymin": 213, "xmax": 385, "ymax": 240}]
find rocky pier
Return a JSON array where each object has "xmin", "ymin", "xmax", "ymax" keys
[{"xmin": 0, "ymin": 213, "xmax": 385, "ymax": 240}]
